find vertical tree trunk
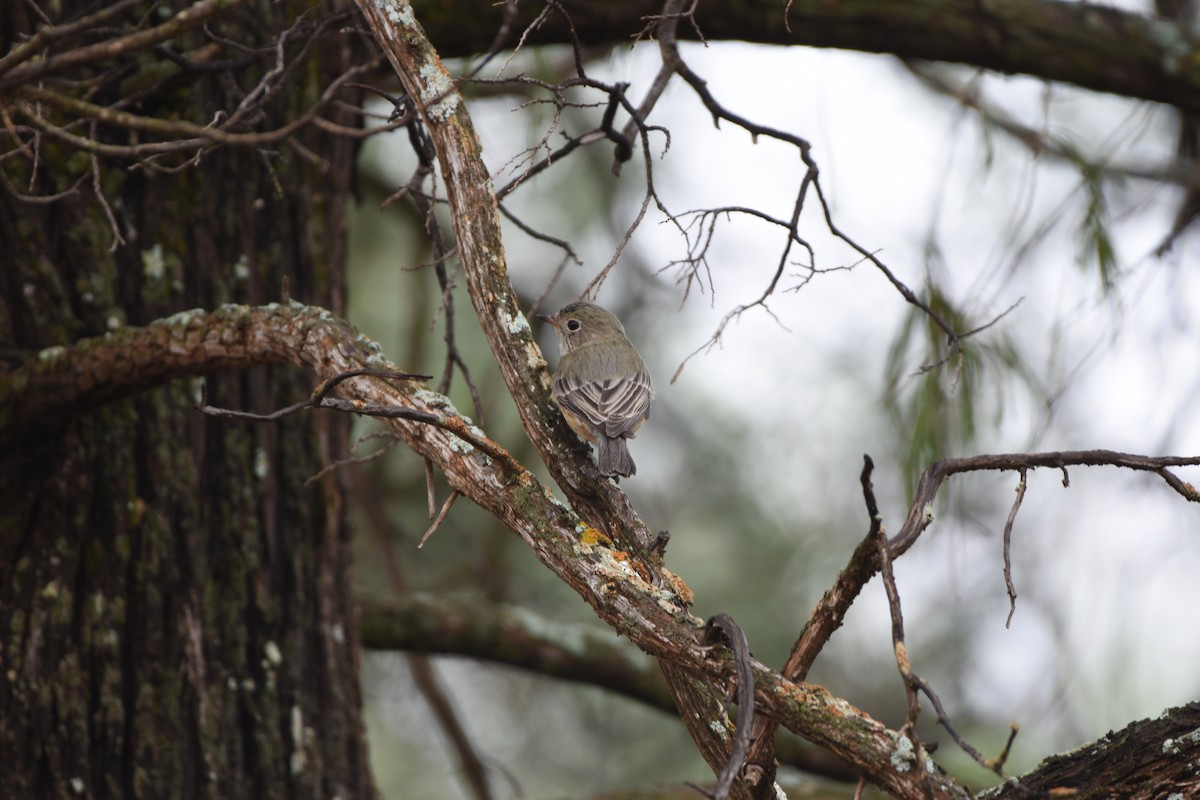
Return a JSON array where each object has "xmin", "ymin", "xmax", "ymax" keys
[{"xmin": 0, "ymin": 2, "xmax": 371, "ymax": 797}]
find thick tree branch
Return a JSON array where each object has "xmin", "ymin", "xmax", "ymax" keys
[
  {"xmin": 411, "ymin": 0, "xmax": 1200, "ymax": 114},
  {"xmin": 360, "ymin": 591, "xmax": 677, "ymax": 712},
  {"xmin": 984, "ymin": 702, "xmax": 1200, "ymax": 799},
  {"xmin": 359, "ymin": 592, "xmax": 859, "ymax": 783}
]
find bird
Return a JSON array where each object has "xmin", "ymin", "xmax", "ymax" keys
[{"xmin": 540, "ymin": 301, "xmax": 654, "ymax": 477}]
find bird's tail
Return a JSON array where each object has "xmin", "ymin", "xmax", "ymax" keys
[{"xmin": 597, "ymin": 437, "xmax": 636, "ymax": 477}]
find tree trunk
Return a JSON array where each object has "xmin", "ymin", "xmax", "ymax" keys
[{"xmin": 0, "ymin": 1, "xmax": 371, "ymax": 797}]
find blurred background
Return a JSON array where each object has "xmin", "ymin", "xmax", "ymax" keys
[{"xmin": 344, "ymin": 30, "xmax": 1200, "ymax": 800}]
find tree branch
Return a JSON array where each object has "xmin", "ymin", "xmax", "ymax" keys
[
  {"xmin": 986, "ymin": 702, "xmax": 1200, "ymax": 799},
  {"xmin": 360, "ymin": 592, "xmax": 676, "ymax": 711},
  {"xmin": 359, "ymin": 591, "xmax": 859, "ymax": 783},
  {"xmin": 0, "ymin": 0, "xmax": 252, "ymax": 89},
  {"xmin": 892, "ymin": 451, "xmax": 1200, "ymax": 554},
  {"xmin": 409, "ymin": 0, "xmax": 1200, "ymax": 114}
]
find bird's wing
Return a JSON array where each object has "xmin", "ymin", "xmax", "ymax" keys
[{"xmin": 553, "ymin": 371, "xmax": 653, "ymax": 439}]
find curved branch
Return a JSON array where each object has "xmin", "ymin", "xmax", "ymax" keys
[
  {"xmin": 411, "ymin": 0, "xmax": 1200, "ymax": 114},
  {"xmin": 359, "ymin": 591, "xmax": 859, "ymax": 783},
  {"xmin": 360, "ymin": 591, "xmax": 676, "ymax": 711}
]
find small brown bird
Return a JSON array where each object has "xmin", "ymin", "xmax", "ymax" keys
[{"xmin": 540, "ymin": 301, "xmax": 654, "ymax": 477}]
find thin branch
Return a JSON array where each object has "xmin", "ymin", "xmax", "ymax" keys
[
  {"xmin": 418, "ymin": 490, "xmax": 460, "ymax": 549},
  {"xmin": 195, "ymin": 367, "xmax": 521, "ymax": 467},
  {"xmin": 0, "ymin": 0, "xmax": 253, "ymax": 91},
  {"xmin": 0, "ymin": 165, "xmax": 86, "ymax": 204},
  {"xmin": 633, "ymin": 13, "xmax": 965, "ymax": 383},
  {"xmin": 991, "ymin": 723, "xmax": 1020, "ymax": 774},
  {"xmin": 13, "ymin": 57, "xmax": 383, "ymax": 156},
  {"xmin": 424, "ymin": 458, "xmax": 438, "ymax": 518},
  {"xmin": 498, "ymin": 203, "xmax": 581, "ymax": 270},
  {"xmin": 786, "ymin": 455, "xmax": 885, "ymax": 681},
  {"xmin": 303, "ymin": 432, "xmax": 400, "ymax": 487},
  {"xmin": 877, "ymin": 528, "xmax": 991, "ymax": 787},
  {"xmin": 892, "ymin": 450, "xmax": 1200, "ymax": 556},
  {"xmin": 614, "ymin": 0, "xmax": 685, "ymax": 171},
  {"xmin": 89, "ymin": 125, "xmax": 125, "ymax": 252},
  {"xmin": 463, "ymin": 0, "xmax": 521, "ymax": 78},
  {"xmin": 0, "ymin": 0, "xmax": 149, "ymax": 78},
  {"xmin": 1002, "ymin": 469, "xmax": 1028, "ymax": 629},
  {"xmin": 404, "ymin": 657, "xmax": 496, "ymax": 800}
]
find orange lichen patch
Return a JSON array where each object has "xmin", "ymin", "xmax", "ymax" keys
[
  {"xmin": 661, "ymin": 567, "xmax": 695, "ymax": 606},
  {"xmin": 578, "ymin": 524, "xmax": 613, "ymax": 548}
]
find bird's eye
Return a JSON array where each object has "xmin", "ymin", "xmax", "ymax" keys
[{"xmin": 566, "ymin": 319, "xmax": 581, "ymax": 332}]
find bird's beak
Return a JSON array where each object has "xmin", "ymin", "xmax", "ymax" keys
[{"xmin": 537, "ymin": 313, "xmax": 560, "ymax": 329}]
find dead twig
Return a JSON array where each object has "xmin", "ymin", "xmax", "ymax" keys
[
  {"xmin": 418, "ymin": 490, "xmax": 460, "ymax": 549},
  {"xmin": 1002, "ymin": 469, "xmax": 1028, "ymax": 628}
]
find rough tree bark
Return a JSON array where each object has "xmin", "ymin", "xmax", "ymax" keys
[{"xmin": 0, "ymin": 1, "xmax": 370, "ymax": 798}]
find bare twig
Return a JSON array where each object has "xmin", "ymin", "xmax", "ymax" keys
[
  {"xmin": 13, "ymin": 56, "xmax": 383, "ymax": 162},
  {"xmin": 1002, "ymin": 469, "xmax": 1028, "ymax": 629},
  {"xmin": 784, "ymin": 455, "xmax": 886, "ymax": 679},
  {"xmin": 627, "ymin": 15, "xmax": 966, "ymax": 382},
  {"xmin": 303, "ymin": 432, "xmax": 400, "ymax": 487},
  {"xmin": 498, "ymin": 204, "xmax": 582, "ymax": 272},
  {"xmin": 199, "ymin": 367, "xmax": 429, "ymax": 415},
  {"xmin": 991, "ymin": 723, "xmax": 1020, "ymax": 773},
  {"xmin": 0, "ymin": 165, "xmax": 86, "ymax": 204},
  {"xmin": 615, "ymin": 0, "xmax": 685, "ymax": 172},
  {"xmin": 424, "ymin": 458, "xmax": 439, "ymax": 518},
  {"xmin": 892, "ymin": 451, "xmax": 1200, "ymax": 556},
  {"xmin": 0, "ymin": 0, "xmax": 147, "ymax": 78},
  {"xmin": 0, "ymin": 0, "xmax": 251, "ymax": 90},
  {"xmin": 89, "ymin": 125, "xmax": 125, "ymax": 252},
  {"xmin": 464, "ymin": 0, "xmax": 521, "ymax": 78},
  {"xmin": 197, "ymin": 368, "xmax": 518, "ymax": 469},
  {"xmin": 418, "ymin": 490, "xmax": 460, "ymax": 549},
  {"xmin": 877, "ymin": 529, "xmax": 982, "ymax": 788}
]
